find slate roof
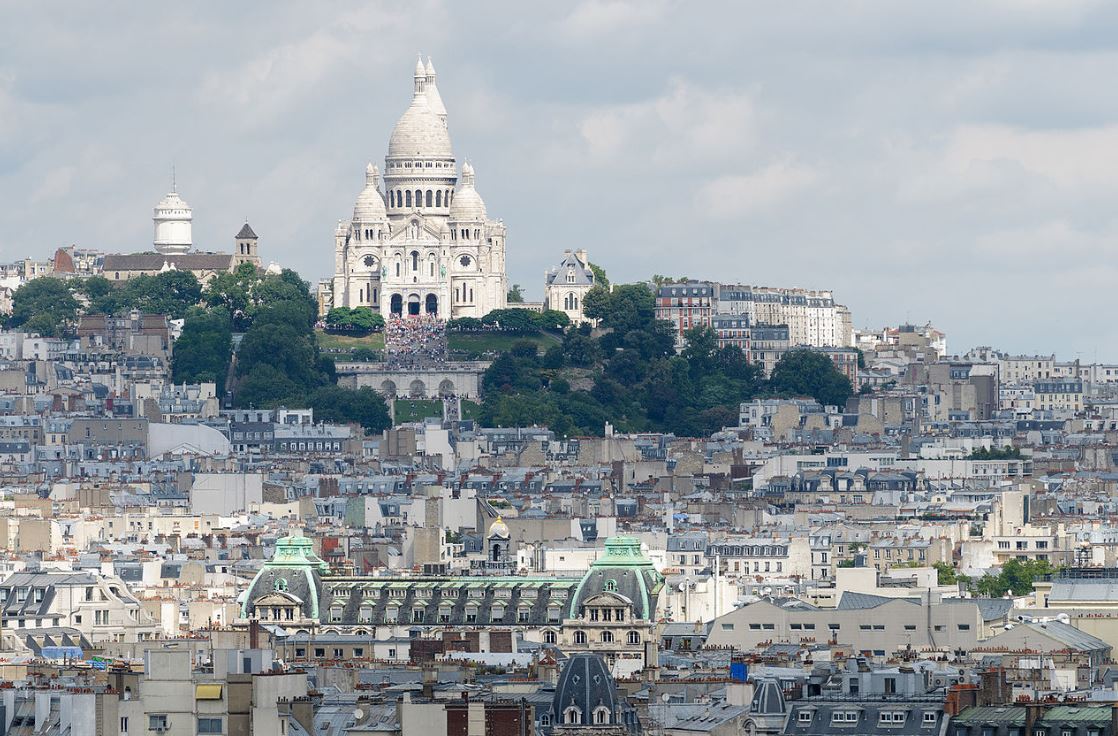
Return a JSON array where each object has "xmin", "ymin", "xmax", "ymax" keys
[
  {"xmin": 544, "ymin": 252, "xmax": 594, "ymax": 287},
  {"xmin": 549, "ymin": 654, "xmax": 621, "ymax": 726},
  {"xmin": 236, "ymin": 223, "xmax": 258, "ymax": 239},
  {"xmin": 1016, "ymin": 620, "xmax": 1110, "ymax": 652},
  {"xmin": 102, "ymin": 253, "xmax": 234, "ymax": 271}
]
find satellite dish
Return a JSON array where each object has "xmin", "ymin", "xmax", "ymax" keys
[
  {"xmin": 353, "ymin": 708, "xmax": 365, "ymax": 721},
  {"xmin": 661, "ymin": 693, "xmax": 673, "ymax": 703}
]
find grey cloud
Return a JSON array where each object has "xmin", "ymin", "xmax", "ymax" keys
[{"xmin": 3, "ymin": 1, "xmax": 1118, "ymax": 358}]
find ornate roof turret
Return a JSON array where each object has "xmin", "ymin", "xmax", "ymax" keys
[
  {"xmin": 424, "ymin": 56, "xmax": 447, "ymax": 124},
  {"xmin": 239, "ymin": 534, "xmax": 329, "ymax": 620},
  {"xmin": 449, "ymin": 162, "xmax": 487, "ymax": 221},
  {"xmin": 487, "ymin": 515, "xmax": 510, "ymax": 540},
  {"xmin": 353, "ymin": 163, "xmax": 388, "ymax": 221},
  {"xmin": 569, "ymin": 536, "xmax": 664, "ymax": 621}
]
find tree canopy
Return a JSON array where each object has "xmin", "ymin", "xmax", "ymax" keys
[
  {"xmin": 325, "ymin": 307, "xmax": 384, "ymax": 333},
  {"xmin": 7, "ymin": 277, "xmax": 80, "ymax": 337},
  {"xmin": 171, "ymin": 308, "xmax": 233, "ymax": 395},
  {"xmin": 768, "ymin": 349, "xmax": 853, "ymax": 407}
]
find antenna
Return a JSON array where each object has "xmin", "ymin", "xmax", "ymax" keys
[{"xmin": 171, "ymin": 164, "xmax": 177, "ymax": 193}]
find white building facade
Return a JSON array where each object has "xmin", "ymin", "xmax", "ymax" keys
[{"xmin": 326, "ymin": 58, "xmax": 507, "ymax": 319}]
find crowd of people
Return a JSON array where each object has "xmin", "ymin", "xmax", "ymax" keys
[{"xmin": 385, "ymin": 315, "xmax": 448, "ymax": 368}]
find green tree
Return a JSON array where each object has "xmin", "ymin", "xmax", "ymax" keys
[
  {"xmin": 308, "ymin": 385, "xmax": 391, "ymax": 434},
  {"xmin": 236, "ymin": 364, "xmax": 304, "ymax": 408},
  {"xmin": 118, "ymin": 270, "xmax": 202, "ymax": 318},
  {"xmin": 934, "ymin": 561, "xmax": 959, "ymax": 586},
  {"xmin": 581, "ymin": 286, "xmax": 612, "ymax": 324},
  {"xmin": 325, "ymin": 306, "xmax": 383, "ymax": 332},
  {"xmin": 534, "ymin": 309, "xmax": 571, "ymax": 331},
  {"xmin": 481, "ymin": 308, "xmax": 540, "ymax": 333},
  {"xmin": 203, "ymin": 263, "xmax": 257, "ymax": 329},
  {"xmin": 542, "ymin": 345, "xmax": 564, "ymax": 369},
  {"xmin": 588, "ymin": 263, "xmax": 609, "ymax": 289},
  {"xmin": 235, "ymin": 320, "xmax": 325, "ymax": 404},
  {"xmin": 768, "ymin": 349, "xmax": 854, "ymax": 407},
  {"xmin": 172, "ymin": 308, "xmax": 233, "ymax": 394},
  {"xmin": 77, "ymin": 275, "xmax": 114, "ymax": 301},
  {"xmin": 8, "ymin": 278, "xmax": 79, "ymax": 336},
  {"xmin": 583, "ymin": 283, "xmax": 655, "ymax": 333},
  {"xmin": 507, "ymin": 284, "xmax": 525, "ymax": 303},
  {"xmin": 682, "ymin": 326, "xmax": 719, "ymax": 378},
  {"xmin": 448, "ymin": 316, "xmax": 482, "ymax": 330}
]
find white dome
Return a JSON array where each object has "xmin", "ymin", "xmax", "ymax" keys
[
  {"xmin": 387, "ymin": 93, "xmax": 452, "ymax": 159},
  {"xmin": 353, "ymin": 163, "xmax": 387, "ymax": 221},
  {"xmin": 155, "ymin": 191, "xmax": 192, "ymax": 215},
  {"xmin": 449, "ymin": 162, "xmax": 487, "ymax": 221}
]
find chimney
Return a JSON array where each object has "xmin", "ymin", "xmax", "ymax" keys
[
  {"xmin": 422, "ymin": 664, "xmax": 437, "ymax": 699},
  {"xmin": 575, "ymin": 249, "xmax": 588, "ymax": 266},
  {"xmin": 978, "ymin": 667, "xmax": 1007, "ymax": 706},
  {"xmin": 1025, "ymin": 703, "xmax": 1046, "ymax": 736}
]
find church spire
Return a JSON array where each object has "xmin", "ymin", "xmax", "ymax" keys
[{"xmin": 413, "ymin": 54, "xmax": 426, "ymax": 95}]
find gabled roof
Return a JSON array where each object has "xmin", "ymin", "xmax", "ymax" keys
[{"xmin": 236, "ymin": 223, "xmax": 258, "ymax": 239}]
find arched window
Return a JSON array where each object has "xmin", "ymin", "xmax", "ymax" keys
[
  {"xmin": 593, "ymin": 707, "xmax": 611, "ymax": 725},
  {"xmin": 564, "ymin": 707, "xmax": 582, "ymax": 725},
  {"xmin": 627, "ymin": 630, "xmax": 641, "ymax": 645},
  {"xmin": 601, "ymin": 631, "xmax": 614, "ymax": 643},
  {"xmin": 395, "ymin": 262, "xmax": 401, "ymax": 277},
  {"xmin": 436, "ymin": 190, "xmax": 442, "ymax": 207},
  {"xmin": 574, "ymin": 631, "xmax": 587, "ymax": 644},
  {"xmin": 415, "ymin": 189, "xmax": 422, "ymax": 207},
  {"xmin": 544, "ymin": 630, "xmax": 557, "ymax": 644},
  {"xmin": 426, "ymin": 190, "xmax": 433, "ymax": 207},
  {"xmin": 389, "ymin": 190, "xmax": 395, "ymax": 207},
  {"xmin": 405, "ymin": 190, "xmax": 412, "ymax": 207},
  {"xmin": 411, "ymin": 251, "xmax": 419, "ymax": 271}
]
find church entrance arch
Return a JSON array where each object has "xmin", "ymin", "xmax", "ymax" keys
[
  {"xmin": 407, "ymin": 294, "xmax": 421, "ymax": 316},
  {"xmin": 408, "ymin": 379, "xmax": 426, "ymax": 398},
  {"xmin": 438, "ymin": 379, "xmax": 455, "ymax": 397},
  {"xmin": 380, "ymin": 380, "xmax": 397, "ymax": 398},
  {"xmin": 390, "ymin": 294, "xmax": 403, "ymax": 316},
  {"xmin": 425, "ymin": 294, "xmax": 438, "ymax": 315}
]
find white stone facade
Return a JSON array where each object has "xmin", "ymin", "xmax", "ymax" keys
[
  {"xmin": 544, "ymin": 249, "xmax": 595, "ymax": 325},
  {"xmin": 327, "ymin": 58, "xmax": 507, "ymax": 319},
  {"xmin": 717, "ymin": 284, "xmax": 852, "ymax": 348}
]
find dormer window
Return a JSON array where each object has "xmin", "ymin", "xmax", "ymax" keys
[{"xmin": 564, "ymin": 707, "xmax": 582, "ymax": 724}]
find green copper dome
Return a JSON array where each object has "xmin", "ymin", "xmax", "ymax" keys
[{"xmin": 569, "ymin": 536, "xmax": 664, "ymax": 621}]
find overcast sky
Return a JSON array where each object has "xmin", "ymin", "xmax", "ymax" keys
[{"xmin": 3, "ymin": 2, "xmax": 1118, "ymax": 359}]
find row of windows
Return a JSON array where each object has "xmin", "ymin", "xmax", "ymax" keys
[
  {"xmin": 389, "ymin": 188, "xmax": 453, "ymax": 209},
  {"xmin": 572, "ymin": 630, "xmax": 642, "ymax": 645},
  {"xmin": 387, "ymin": 160, "xmax": 453, "ymax": 169},
  {"xmin": 797, "ymin": 711, "xmax": 937, "ymax": 725},
  {"xmin": 744, "ymin": 621, "xmax": 970, "ymax": 632}
]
